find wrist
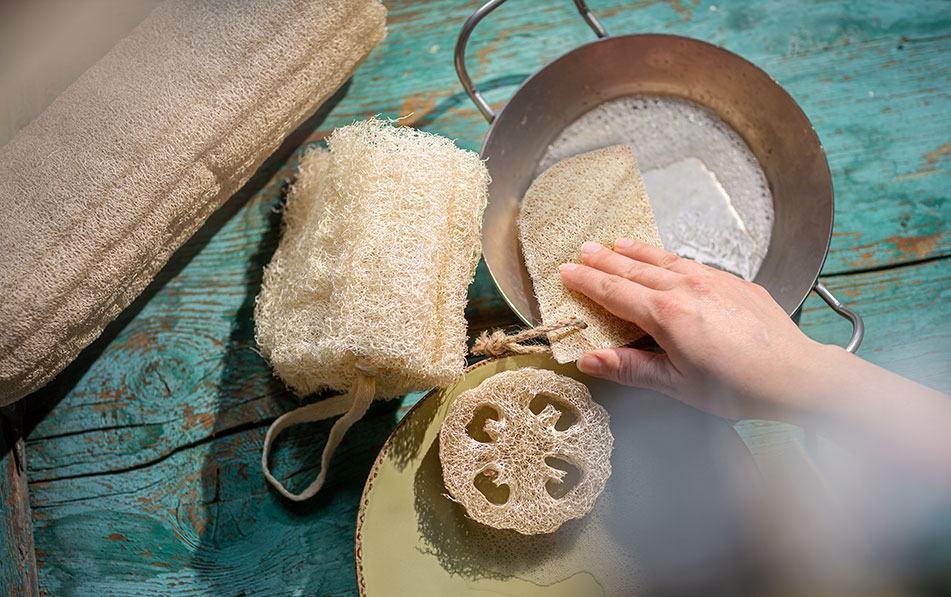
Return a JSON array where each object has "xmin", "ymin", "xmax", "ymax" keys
[
  {"xmin": 759, "ymin": 339, "xmax": 845, "ymax": 425},
  {"xmin": 777, "ymin": 341, "xmax": 893, "ymax": 428}
]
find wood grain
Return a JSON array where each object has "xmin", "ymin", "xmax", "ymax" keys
[
  {"xmin": 4, "ymin": 0, "xmax": 949, "ymax": 594},
  {"xmin": 376, "ymin": 0, "xmax": 951, "ymax": 273},
  {"xmin": 23, "ymin": 256, "xmax": 950, "ymax": 594},
  {"xmin": 1, "ymin": 403, "xmax": 39, "ymax": 597}
]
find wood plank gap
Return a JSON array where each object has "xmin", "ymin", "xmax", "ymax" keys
[
  {"xmin": 898, "ymin": 33, "xmax": 951, "ymax": 44},
  {"xmin": 28, "ymin": 417, "xmax": 274, "ymax": 485},
  {"xmin": 26, "ymin": 420, "xmax": 178, "ymax": 443},
  {"xmin": 821, "ymin": 252, "xmax": 950, "ymax": 279}
]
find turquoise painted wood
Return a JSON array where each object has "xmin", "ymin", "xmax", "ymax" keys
[
  {"xmin": 0, "ymin": 404, "xmax": 38, "ymax": 596},
  {"xmin": 1, "ymin": 0, "xmax": 948, "ymax": 594}
]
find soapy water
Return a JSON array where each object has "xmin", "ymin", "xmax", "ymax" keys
[{"xmin": 536, "ymin": 96, "xmax": 774, "ymax": 280}]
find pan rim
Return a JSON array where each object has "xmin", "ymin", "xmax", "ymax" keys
[{"xmin": 479, "ymin": 32, "xmax": 833, "ymax": 325}]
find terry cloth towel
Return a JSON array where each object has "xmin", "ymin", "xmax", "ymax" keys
[{"xmin": 0, "ymin": 0, "xmax": 387, "ymax": 405}]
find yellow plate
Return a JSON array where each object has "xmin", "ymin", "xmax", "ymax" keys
[{"xmin": 356, "ymin": 354, "xmax": 759, "ymax": 596}]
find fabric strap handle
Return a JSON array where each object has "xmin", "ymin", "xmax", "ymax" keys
[{"xmin": 261, "ymin": 358, "xmax": 377, "ymax": 501}]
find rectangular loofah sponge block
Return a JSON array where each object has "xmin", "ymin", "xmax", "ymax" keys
[
  {"xmin": 0, "ymin": 0, "xmax": 387, "ymax": 406},
  {"xmin": 518, "ymin": 145, "xmax": 663, "ymax": 363},
  {"xmin": 254, "ymin": 118, "xmax": 490, "ymax": 399}
]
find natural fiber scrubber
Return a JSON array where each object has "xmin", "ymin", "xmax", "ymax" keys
[
  {"xmin": 0, "ymin": 0, "xmax": 387, "ymax": 406},
  {"xmin": 518, "ymin": 145, "xmax": 663, "ymax": 363},
  {"xmin": 256, "ymin": 118, "xmax": 489, "ymax": 500},
  {"xmin": 439, "ymin": 368, "xmax": 613, "ymax": 535}
]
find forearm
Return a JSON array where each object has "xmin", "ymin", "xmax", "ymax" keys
[
  {"xmin": 559, "ymin": 241, "xmax": 949, "ymax": 484},
  {"xmin": 789, "ymin": 343, "xmax": 951, "ymax": 484}
]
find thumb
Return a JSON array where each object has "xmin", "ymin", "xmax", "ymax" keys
[{"xmin": 577, "ymin": 347, "xmax": 677, "ymax": 395}]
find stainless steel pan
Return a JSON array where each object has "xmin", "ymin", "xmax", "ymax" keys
[{"xmin": 456, "ymin": 0, "xmax": 863, "ymax": 352}]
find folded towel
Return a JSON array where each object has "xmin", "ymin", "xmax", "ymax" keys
[{"xmin": 0, "ymin": 0, "xmax": 387, "ymax": 405}]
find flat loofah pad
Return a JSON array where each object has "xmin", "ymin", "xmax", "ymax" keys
[
  {"xmin": 439, "ymin": 367, "xmax": 613, "ymax": 535},
  {"xmin": 0, "ymin": 0, "xmax": 387, "ymax": 406},
  {"xmin": 518, "ymin": 145, "xmax": 663, "ymax": 363},
  {"xmin": 254, "ymin": 118, "xmax": 489, "ymax": 399}
]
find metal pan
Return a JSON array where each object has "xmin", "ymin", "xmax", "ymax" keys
[{"xmin": 456, "ymin": 0, "xmax": 863, "ymax": 352}]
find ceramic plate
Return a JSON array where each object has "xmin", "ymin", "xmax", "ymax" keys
[{"xmin": 356, "ymin": 354, "xmax": 760, "ymax": 596}]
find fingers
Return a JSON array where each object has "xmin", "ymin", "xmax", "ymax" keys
[
  {"xmin": 559, "ymin": 263, "xmax": 657, "ymax": 332},
  {"xmin": 580, "ymin": 242, "xmax": 678, "ymax": 289},
  {"xmin": 577, "ymin": 347, "xmax": 678, "ymax": 394},
  {"xmin": 613, "ymin": 238, "xmax": 706, "ymax": 275}
]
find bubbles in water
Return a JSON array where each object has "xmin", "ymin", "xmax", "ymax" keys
[{"xmin": 536, "ymin": 96, "xmax": 774, "ymax": 280}]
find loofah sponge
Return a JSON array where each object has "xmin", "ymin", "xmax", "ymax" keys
[
  {"xmin": 0, "ymin": 0, "xmax": 387, "ymax": 406},
  {"xmin": 518, "ymin": 145, "xmax": 663, "ymax": 363},
  {"xmin": 439, "ymin": 368, "xmax": 613, "ymax": 535},
  {"xmin": 256, "ymin": 118, "xmax": 489, "ymax": 500}
]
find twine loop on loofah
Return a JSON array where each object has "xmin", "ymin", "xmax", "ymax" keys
[
  {"xmin": 352, "ymin": 358, "xmax": 378, "ymax": 377},
  {"xmin": 262, "ymin": 356, "xmax": 378, "ymax": 501},
  {"xmin": 470, "ymin": 318, "xmax": 588, "ymax": 358}
]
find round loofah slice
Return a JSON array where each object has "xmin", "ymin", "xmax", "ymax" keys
[{"xmin": 439, "ymin": 368, "xmax": 613, "ymax": 535}]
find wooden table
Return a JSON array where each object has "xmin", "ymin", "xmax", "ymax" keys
[{"xmin": 2, "ymin": 0, "xmax": 948, "ymax": 594}]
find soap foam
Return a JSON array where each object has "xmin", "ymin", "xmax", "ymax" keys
[{"xmin": 536, "ymin": 96, "xmax": 773, "ymax": 280}]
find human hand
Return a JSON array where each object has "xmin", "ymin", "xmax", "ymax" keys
[
  {"xmin": 558, "ymin": 239, "xmax": 833, "ymax": 422},
  {"xmin": 560, "ymin": 239, "xmax": 951, "ymax": 484}
]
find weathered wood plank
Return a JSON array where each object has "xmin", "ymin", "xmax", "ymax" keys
[
  {"xmin": 1, "ymin": 403, "xmax": 39, "ymax": 597},
  {"xmin": 29, "ymin": 403, "xmax": 402, "ymax": 596},
  {"xmin": 26, "ymin": 256, "xmax": 950, "ymax": 593},
  {"xmin": 19, "ymin": 0, "xmax": 951, "ymax": 594}
]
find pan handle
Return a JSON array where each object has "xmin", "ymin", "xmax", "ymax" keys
[
  {"xmin": 813, "ymin": 282, "xmax": 864, "ymax": 353},
  {"xmin": 455, "ymin": 0, "xmax": 608, "ymax": 123}
]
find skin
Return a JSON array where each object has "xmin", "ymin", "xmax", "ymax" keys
[{"xmin": 559, "ymin": 239, "xmax": 951, "ymax": 485}]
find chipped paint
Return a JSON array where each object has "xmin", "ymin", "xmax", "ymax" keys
[
  {"xmin": 923, "ymin": 142, "xmax": 950, "ymax": 166},
  {"xmin": 15, "ymin": 0, "xmax": 950, "ymax": 594},
  {"xmin": 883, "ymin": 232, "xmax": 944, "ymax": 259},
  {"xmin": 397, "ymin": 93, "xmax": 440, "ymax": 127}
]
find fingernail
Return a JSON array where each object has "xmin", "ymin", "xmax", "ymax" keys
[
  {"xmin": 581, "ymin": 241, "xmax": 601, "ymax": 254},
  {"xmin": 615, "ymin": 238, "xmax": 634, "ymax": 248},
  {"xmin": 559, "ymin": 263, "xmax": 579, "ymax": 273},
  {"xmin": 577, "ymin": 354, "xmax": 605, "ymax": 375}
]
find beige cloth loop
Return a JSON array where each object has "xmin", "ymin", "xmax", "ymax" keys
[
  {"xmin": 262, "ymin": 357, "xmax": 377, "ymax": 501},
  {"xmin": 470, "ymin": 318, "xmax": 588, "ymax": 358}
]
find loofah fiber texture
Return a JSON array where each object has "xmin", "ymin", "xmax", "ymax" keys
[
  {"xmin": 518, "ymin": 145, "xmax": 664, "ymax": 364},
  {"xmin": 255, "ymin": 118, "xmax": 489, "ymax": 500},
  {"xmin": 439, "ymin": 368, "xmax": 613, "ymax": 535},
  {"xmin": 255, "ymin": 118, "xmax": 489, "ymax": 398},
  {"xmin": 0, "ymin": 0, "xmax": 387, "ymax": 406}
]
